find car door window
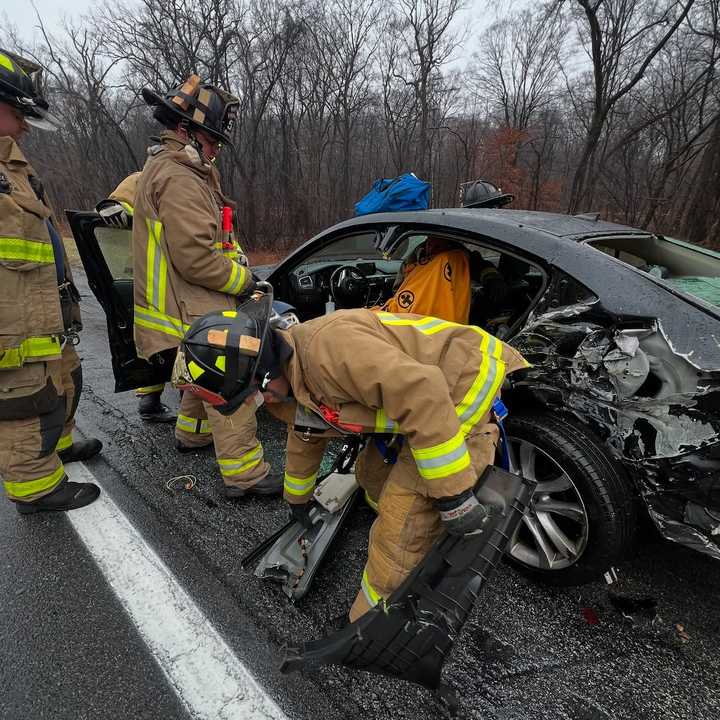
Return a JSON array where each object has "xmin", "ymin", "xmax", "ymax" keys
[{"xmin": 94, "ymin": 226, "xmax": 133, "ymax": 280}]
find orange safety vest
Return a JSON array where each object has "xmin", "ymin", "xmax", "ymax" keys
[{"xmin": 382, "ymin": 249, "xmax": 470, "ymax": 324}]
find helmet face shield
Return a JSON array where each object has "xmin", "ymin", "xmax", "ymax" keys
[{"xmin": 0, "ymin": 49, "xmax": 57, "ymax": 132}]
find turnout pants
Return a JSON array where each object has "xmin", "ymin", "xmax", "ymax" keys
[
  {"xmin": 175, "ymin": 391, "xmax": 269, "ymax": 489},
  {"xmin": 349, "ymin": 423, "xmax": 499, "ymax": 621},
  {"xmin": 0, "ymin": 345, "xmax": 82, "ymax": 503}
]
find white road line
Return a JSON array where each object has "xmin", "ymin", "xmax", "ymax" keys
[{"xmin": 65, "ymin": 462, "xmax": 289, "ymax": 720}]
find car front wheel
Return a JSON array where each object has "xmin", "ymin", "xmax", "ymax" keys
[{"xmin": 504, "ymin": 413, "xmax": 636, "ymax": 585}]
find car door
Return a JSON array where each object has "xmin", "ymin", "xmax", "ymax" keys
[{"xmin": 66, "ymin": 210, "xmax": 172, "ymax": 392}]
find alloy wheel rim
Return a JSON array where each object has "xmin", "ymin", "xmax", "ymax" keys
[{"xmin": 506, "ymin": 437, "xmax": 589, "ymax": 570}]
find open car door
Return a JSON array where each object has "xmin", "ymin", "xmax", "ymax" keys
[{"xmin": 66, "ymin": 211, "xmax": 172, "ymax": 392}]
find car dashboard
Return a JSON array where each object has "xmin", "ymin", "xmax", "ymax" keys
[{"xmin": 286, "ymin": 258, "xmax": 402, "ymax": 315}]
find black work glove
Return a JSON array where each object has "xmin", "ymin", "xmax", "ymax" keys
[
  {"xmin": 435, "ymin": 488, "xmax": 493, "ymax": 536},
  {"xmin": 289, "ymin": 502, "xmax": 314, "ymax": 529}
]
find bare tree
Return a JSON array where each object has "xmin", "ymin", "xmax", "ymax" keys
[{"xmin": 565, "ymin": 0, "xmax": 696, "ymax": 212}]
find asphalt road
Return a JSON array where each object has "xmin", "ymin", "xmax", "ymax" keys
[{"xmin": 2, "ymin": 270, "xmax": 719, "ymax": 720}]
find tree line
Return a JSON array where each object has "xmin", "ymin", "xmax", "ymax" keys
[{"xmin": 3, "ymin": 0, "xmax": 719, "ymax": 251}]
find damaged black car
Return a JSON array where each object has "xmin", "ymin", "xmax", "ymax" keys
[{"xmin": 70, "ymin": 207, "xmax": 720, "ymax": 585}]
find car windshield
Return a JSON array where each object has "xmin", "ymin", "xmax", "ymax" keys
[{"xmin": 588, "ymin": 235, "xmax": 720, "ymax": 309}]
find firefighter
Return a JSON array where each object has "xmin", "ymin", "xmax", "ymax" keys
[
  {"xmin": 96, "ymin": 172, "xmax": 176, "ymax": 423},
  {"xmin": 0, "ymin": 49, "xmax": 101, "ymax": 513},
  {"xmin": 174, "ymin": 299, "xmax": 529, "ymax": 620},
  {"xmin": 132, "ymin": 75, "xmax": 281, "ymax": 496}
]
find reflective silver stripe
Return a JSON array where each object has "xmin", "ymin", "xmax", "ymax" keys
[
  {"xmin": 456, "ymin": 335, "xmax": 507, "ymax": 435},
  {"xmin": 218, "ymin": 445, "xmax": 264, "ymax": 477},
  {"xmin": 283, "ymin": 472, "xmax": 317, "ymax": 496}
]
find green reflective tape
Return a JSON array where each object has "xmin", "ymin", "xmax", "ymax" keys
[
  {"xmin": 0, "ymin": 236, "xmax": 54, "ymax": 263},
  {"xmin": 176, "ymin": 414, "xmax": 210, "ymax": 435},
  {"xmin": 218, "ymin": 444, "xmax": 264, "ymax": 477},
  {"xmin": 135, "ymin": 384, "xmax": 164, "ymax": 396},
  {"xmin": 283, "ymin": 471, "xmax": 317, "ymax": 496},
  {"xmin": 134, "ymin": 305, "xmax": 188, "ymax": 339},
  {"xmin": 4, "ymin": 464, "xmax": 65, "ymax": 499},
  {"xmin": 56, "ymin": 433, "xmax": 72, "ymax": 451},
  {"xmin": 0, "ymin": 335, "xmax": 62, "ymax": 369},
  {"xmin": 361, "ymin": 568, "xmax": 383, "ymax": 607},
  {"xmin": 374, "ymin": 408, "xmax": 399, "ymax": 433},
  {"xmin": 412, "ymin": 430, "xmax": 471, "ymax": 481}
]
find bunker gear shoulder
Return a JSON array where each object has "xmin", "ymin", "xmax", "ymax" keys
[{"xmin": 132, "ymin": 131, "xmax": 253, "ymax": 359}]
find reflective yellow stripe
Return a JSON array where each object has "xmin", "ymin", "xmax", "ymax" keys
[
  {"xmin": 361, "ymin": 568, "xmax": 384, "ymax": 608},
  {"xmin": 377, "ymin": 312, "xmax": 493, "ymax": 339},
  {"xmin": 175, "ymin": 414, "xmax": 210, "ymax": 435},
  {"xmin": 411, "ymin": 429, "xmax": 471, "ymax": 481},
  {"xmin": 377, "ymin": 312, "xmax": 510, "ymax": 436},
  {"xmin": 220, "ymin": 262, "xmax": 248, "ymax": 295},
  {"xmin": 56, "ymin": 433, "xmax": 72, "ymax": 451},
  {"xmin": 456, "ymin": 334, "xmax": 506, "ymax": 435},
  {"xmin": 374, "ymin": 408, "xmax": 399, "ymax": 433},
  {"xmin": 135, "ymin": 384, "xmax": 164, "ymax": 395},
  {"xmin": 284, "ymin": 471, "xmax": 317, "ymax": 496},
  {"xmin": 119, "ymin": 202, "xmax": 134, "ymax": 216},
  {"xmin": 0, "ymin": 53, "xmax": 15, "ymax": 71},
  {"xmin": 364, "ymin": 491, "xmax": 378, "ymax": 512},
  {"xmin": 0, "ymin": 335, "xmax": 62, "ymax": 368},
  {"xmin": 145, "ymin": 219, "xmax": 167, "ymax": 313},
  {"xmin": 218, "ymin": 444, "xmax": 264, "ymax": 477},
  {"xmin": 3, "ymin": 464, "xmax": 65, "ymax": 499},
  {"xmin": 134, "ymin": 305, "xmax": 189, "ymax": 340},
  {"xmin": 0, "ymin": 236, "xmax": 54, "ymax": 263}
]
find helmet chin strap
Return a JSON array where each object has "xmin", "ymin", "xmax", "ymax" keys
[{"xmin": 177, "ymin": 120, "xmax": 206, "ymax": 160}]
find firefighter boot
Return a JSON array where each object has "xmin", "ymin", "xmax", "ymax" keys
[
  {"xmin": 138, "ymin": 392, "xmax": 177, "ymax": 423},
  {"xmin": 224, "ymin": 473, "xmax": 283, "ymax": 498},
  {"xmin": 15, "ymin": 479, "xmax": 100, "ymax": 515},
  {"xmin": 58, "ymin": 438, "xmax": 103, "ymax": 464}
]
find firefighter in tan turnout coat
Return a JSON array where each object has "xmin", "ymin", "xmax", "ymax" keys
[
  {"xmin": 96, "ymin": 171, "xmax": 177, "ymax": 424},
  {"xmin": 132, "ymin": 75, "xmax": 282, "ymax": 496},
  {"xmin": 175, "ymin": 304, "xmax": 529, "ymax": 620},
  {"xmin": 0, "ymin": 49, "xmax": 101, "ymax": 514}
]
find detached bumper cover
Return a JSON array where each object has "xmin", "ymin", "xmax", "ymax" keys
[{"xmin": 281, "ymin": 466, "xmax": 535, "ymax": 691}]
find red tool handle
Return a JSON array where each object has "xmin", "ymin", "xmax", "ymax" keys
[{"xmin": 222, "ymin": 206, "xmax": 233, "ymax": 234}]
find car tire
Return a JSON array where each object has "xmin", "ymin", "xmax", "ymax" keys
[{"xmin": 504, "ymin": 412, "xmax": 636, "ymax": 586}]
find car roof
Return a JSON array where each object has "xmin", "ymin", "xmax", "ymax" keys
[{"xmin": 332, "ymin": 208, "xmax": 652, "ymax": 242}]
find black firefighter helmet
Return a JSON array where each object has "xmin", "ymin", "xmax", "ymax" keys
[
  {"xmin": 142, "ymin": 74, "xmax": 239, "ymax": 146},
  {"xmin": 0, "ymin": 49, "xmax": 59, "ymax": 131},
  {"xmin": 173, "ymin": 287, "xmax": 281, "ymax": 415},
  {"xmin": 459, "ymin": 179, "xmax": 514, "ymax": 209}
]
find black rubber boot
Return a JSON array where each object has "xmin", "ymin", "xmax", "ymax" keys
[
  {"xmin": 138, "ymin": 392, "xmax": 177, "ymax": 423},
  {"xmin": 175, "ymin": 440, "xmax": 213, "ymax": 454},
  {"xmin": 224, "ymin": 473, "xmax": 283, "ymax": 498},
  {"xmin": 15, "ymin": 479, "xmax": 100, "ymax": 515},
  {"xmin": 58, "ymin": 438, "xmax": 103, "ymax": 464}
]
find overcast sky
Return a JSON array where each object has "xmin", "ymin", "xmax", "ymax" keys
[{"xmin": 5, "ymin": 0, "xmax": 516, "ymax": 66}]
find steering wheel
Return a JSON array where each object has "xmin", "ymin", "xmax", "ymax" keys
[{"xmin": 329, "ymin": 264, "xmax": 370, "ymax": 308}]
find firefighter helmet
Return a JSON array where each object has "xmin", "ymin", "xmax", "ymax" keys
[
  {"xmin": 459, "ymin": 179, "xmax": 514, "ymax": 209},
  {"xmin": 173, "ymin": 288, "xmax": 273, "ymax": 414},
  {"xmin": 0, "ymin": 49, "xmax": 59, "ymax": 131},
  {"xmin": 142, "ymin": 74, "xmax": 239, "ymax": 145}
]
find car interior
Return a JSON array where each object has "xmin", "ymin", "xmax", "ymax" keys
[
  {"xmin": 588, "ymin": 235, "xmax": 720, "ymax": 308},
  {"xmin": 273, "ymin": 230, "xmax": 546, "ymax": 338}
]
